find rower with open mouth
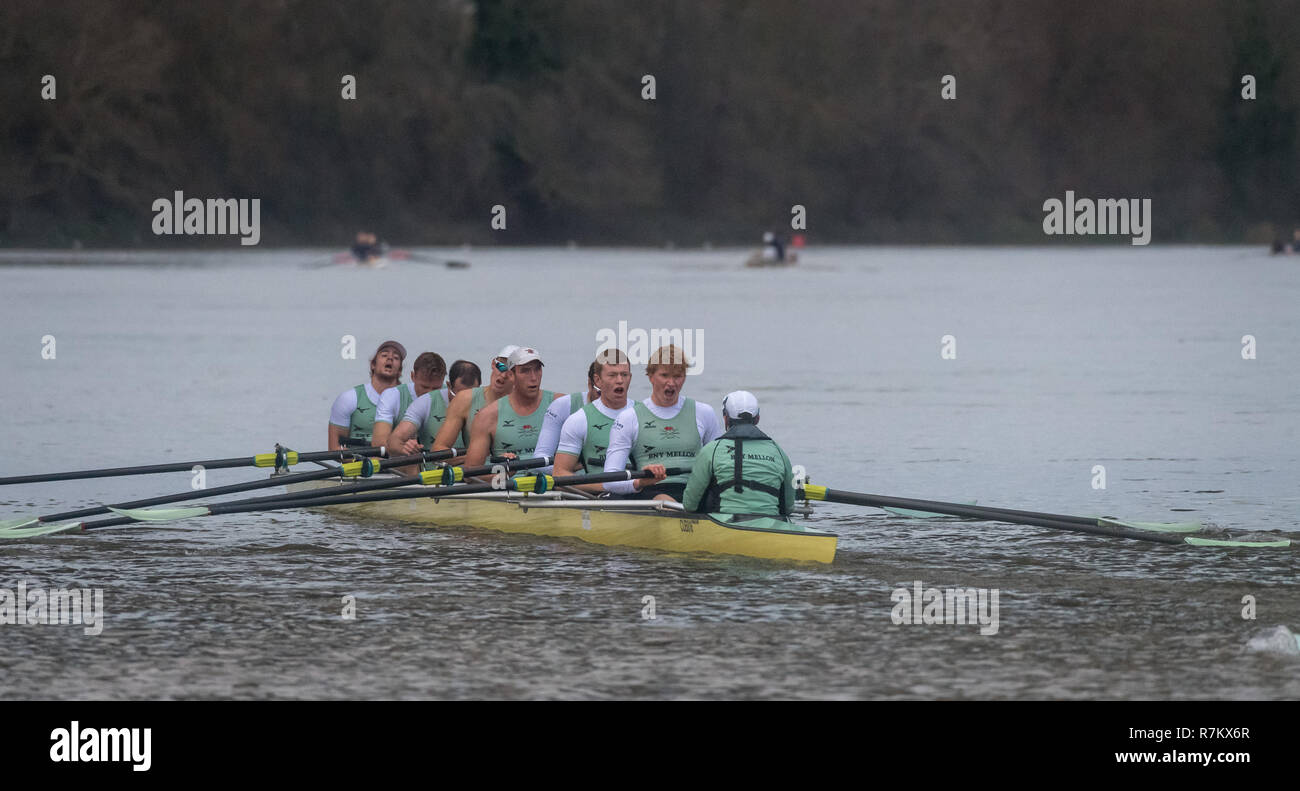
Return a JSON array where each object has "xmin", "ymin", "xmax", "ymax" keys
[
  {"xmin": 327, "ymin": 340, "xmax": 407, "ymax": 450},
  {"xmin": 602, "ymin": 344, "xmax": 722, "ymax": 502},
  {"xmin": 545, "ymin": 349, "xmax": 635, "ymax": 491},
  {"xmin": 372, "ymin": 352, "xmax": 447, "ymax": 451},
  {"xmin": 533, "ymin": 354, "xmax": 612, "ymax": 469},
  {"xmin": 463, "ymin": 346, "xmax": 556, "ymax": 466},
  {"xmin": 432, "ymin": 345, "xmax": 519, "ymax": 458}
]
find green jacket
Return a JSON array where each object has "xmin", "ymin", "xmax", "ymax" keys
[{"xmin": 681, "ymin": 422, "xmax": 795, "ymax": 516}]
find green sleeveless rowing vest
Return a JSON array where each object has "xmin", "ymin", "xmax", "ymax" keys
[
  {"xmin": 631, "ymin": 399, "xmax": 702, "ymax": 485},
  {"xmin": 495, "ymin": 391, "xmax": 555, "ymax": 458},
  {"xmin": 576, "ymin": 401, "xmax": 622, "ymax": 474},
  {"xmin": 415, "ymin": 390, "xmax": 451, "ymax": 448},
  {"xmin": 569, "ymin": 392, "xmax": 584, "ymax": 415},
  {"xmin": 460, "ymin": 386, "xmax": 491, "ymax": 449},
  {"xmin": 348, "ymin": 384, "xmax": 379, "ymax": 441},
  {"xmin": 386, "ymin": 383, "xmax": 415, "ymax": 427}
]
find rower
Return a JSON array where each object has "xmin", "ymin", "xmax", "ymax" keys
[
  {"xmin": 327, "ymin": 340, "xmax": 406, "ymax": 450},
  {"xmin": 603, "ymin": 344, "xmax": 722, "ymax": 501},
  {"xmin": 446, "ymin": 359, "xmax": 482, "ymax": 401},
  {"xmin": 432, "ymin": 345, "xmax": 518, "ymax": 456},
  {"xmin": 761, "ymin": 230, "xmax": 786, "ymax": 262},
  {"xmin": 549, "ymin": 351, "xmax": 633, "ymax": 490},
  {"xmin": 533, "ymin": 357, "xmax": 603, "ymax": 463},
  {"xmin": 681, "ymin": 391, "xmax": 796, "ymax": 516},
  {"xmin": 350, "ymin": 231, "xmax": 381, "ymax": 263},
  {"xmin": 379, "ymin": 352, "xmax": 447, "ymax": 454},
  {"xmin": 464, "ymin": 346, "xmax": 556, "ymax": 466}
]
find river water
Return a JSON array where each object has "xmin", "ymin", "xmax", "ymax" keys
[{"xmin": 1, "ymin": 245, "xmax": 1297, "ymax": 698}]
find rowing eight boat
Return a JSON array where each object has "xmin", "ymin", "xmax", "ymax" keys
[{"xmin": 281, "ymin": 475, "xmax": 837, "ymax": 563}]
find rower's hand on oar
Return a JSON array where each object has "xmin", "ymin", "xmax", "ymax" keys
[
  {"xmin": 399, "ymin": 438, "xmax": 423, "ymax": 456},
  {"xmin": 633, "ymin": 464, "xmax": 668, "ymax": 490}
]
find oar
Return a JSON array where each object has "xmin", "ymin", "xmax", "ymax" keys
[
  {"xmin": 40, "ymin": 467, "xmax": 679, "ymax": 537},
  {"xmin": 0, "ymin": 446, "xmax": 383, "ymax": 487},
  {"xmin": 0, "ymin": 448, "xmax": 460, "ymax": 532},
  {"xmin": 801, "ymin": 485, "xmax": 1290, "ymax": 548},
  {"xmin": 389, "ymin": 250, "xmax": 471, "ymax": 269},
  {"xmin": 102, "ymin": 455, "xmax": 556, "ymax": 522},
  {"xmin": 882, "ymin": 500, "xmax": 1198, "ymax": 533}
]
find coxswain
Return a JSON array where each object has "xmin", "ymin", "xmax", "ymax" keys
[
  {"xmin": 546, "ymin": 351, "xmax": 633, "ymax": 489},
  {"xmin": 602, "ymin": 344, "xmax": 722, "ymax": 501},
  {"xmin": 327, "ymin": 340, "xmax": 406, "ymax": 449},
  {"xmin": 464, "ymin": 346, "xmax": 556, "ymax": 466},
  {"xmin": 375, "ymin": 352, "xmax": 446, "ymax": 451},
  {"xmin": 432, "ymin": 346, "xmax": 518, "ymax": 456},
  {"xmin": 681, "ymin": 391, "xmax": 796, "ymax": 516}
]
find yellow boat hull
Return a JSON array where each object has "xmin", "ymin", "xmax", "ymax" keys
[{"xmin": 285, "ymin": 478, "xmax": 837, "ymax": 563}]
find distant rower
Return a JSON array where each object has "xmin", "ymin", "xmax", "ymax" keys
[
  {"xmin": 761, "ymin": 230, "xmax": 786, "ymax": 262},
  {"xmin": 603, "ymin": 344, "xmax": 721, "ymax": 501},
  {"xmin": 351, "ymin": 231, "xmax": 383, "ymax": 263},
  {"xmin": 328, "ymin": 340, "xmax": 406, "ymax": 449},
  {"xmin": 682, "ymin": 391, "xmax": 796, "ymax": 516},
  {"xmin": 464, "ymin": 346, "xmax": 555, "ymax": 466},
  {"xmin": 551, "ymin": 350, "xmax": 633, "ymax": 492}
]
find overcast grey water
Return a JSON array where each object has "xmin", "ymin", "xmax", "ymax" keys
[{"xmin": 1, "ymin": 246, "xmax": 1297, "ymax": 699}]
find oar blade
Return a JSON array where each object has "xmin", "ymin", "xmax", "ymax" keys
[
  {"xmin": 1184, "ymin": 536, "xmax": 1291, "ymax": 548},
  {"xmin": 1098, "ymin": 518, "xmax": 1202, "ymax": 534},
  {"xmin": 0, "ymin": 517, "xmax": 37, "ymax": 530},
  {"xmin": 883, "ymin": 502, "xmax": 977, "ymax": 519},
  {"xmin": 108, "ymin": 505, "xmax": 210, "ymax": 522},
  {"xmin": 0, "ymin": 521, "xmax": 83, "ymax": 539}
]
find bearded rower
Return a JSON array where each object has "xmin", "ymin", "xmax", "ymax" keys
[
  {"xmin": 682, "ymin": 391, "xmax": 797, "ymax": 516},
  {"xmin": 432, "ymin": 346, "xmax": 518, "ymax": 457},
  {"xmin": 327, "ymin": 340, "xmax": 406, "ymax": 450},
  {"xmin": 464, "ymin": 346, "xmax": 555, "ymax": 466},
  {"xmin": 603, "ymin": 344, "xmax": 722, "ymax": 501},
  {"xmin": 551, "ymin": 351, "xmax": 633, "ymax": 492},
  {"xmin": 372, "ymin": 352, "xmax": 446, "ymax": 449}
]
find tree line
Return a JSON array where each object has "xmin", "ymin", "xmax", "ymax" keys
[{"xmin": 1, "ymin": 0, "xmax": 1296, "ymax": 247}]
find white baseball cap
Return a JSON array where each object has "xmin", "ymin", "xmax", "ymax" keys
[
  {"xmin": 494, "ymin": 345, "xmax": 521, "ymax": 362},
  {"xmin": 508, "ymin": 346, "xmax": 544, "ymax": 369},
  {"xmin": 722, "ymin": 390, "xmax": 759, "ymax": 420}
]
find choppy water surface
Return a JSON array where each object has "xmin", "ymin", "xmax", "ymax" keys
[{"xmin": 1, "ymin": 246, "xmax": 1297, "ymax": 699}]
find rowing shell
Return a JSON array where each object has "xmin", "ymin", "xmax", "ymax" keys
[{"xmin": 282, "ymin": 476, "xmax": 837, "ymax": 563}]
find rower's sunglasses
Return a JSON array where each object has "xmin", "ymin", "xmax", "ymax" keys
[{"xmin": 493, "ymin": 359, "xmax": 509, "ymax": 373}]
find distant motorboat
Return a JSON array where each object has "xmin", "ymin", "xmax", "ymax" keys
[{"xmin": 744, "ymin": 249, "xmax": 798, "ymax": 268}]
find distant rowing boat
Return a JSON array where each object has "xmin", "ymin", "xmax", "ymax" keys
[{"xmin": 282, "ymin": 475, "xmax": 837, "ymax": 563}]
